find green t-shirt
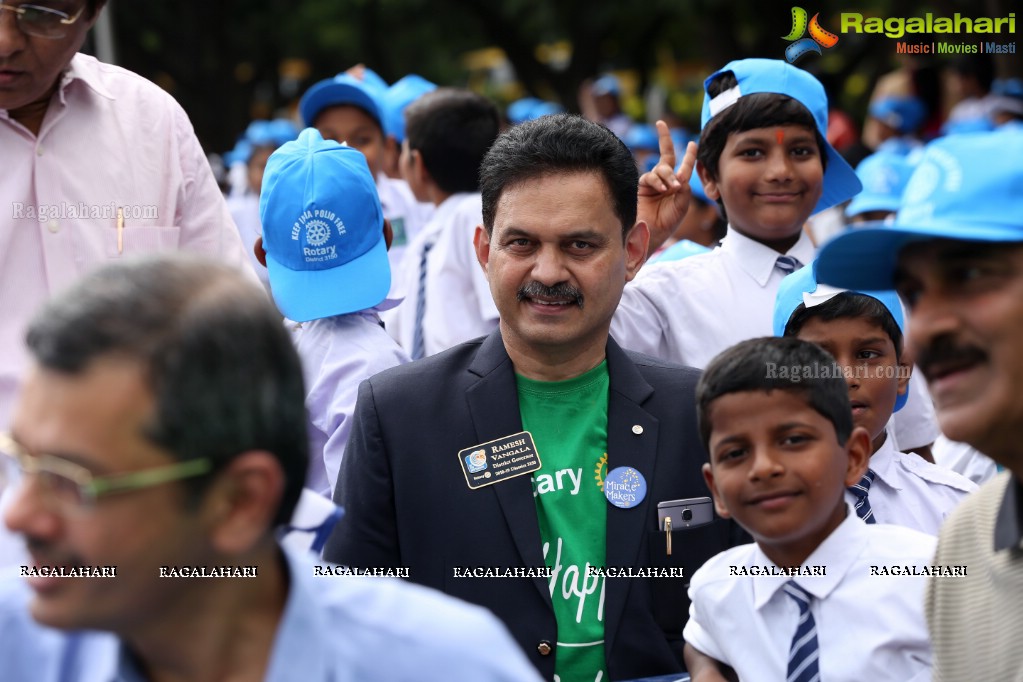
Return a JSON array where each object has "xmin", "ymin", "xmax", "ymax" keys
[{"xmin": 517, "ymin": 361, "xmax": 610, "ymax": 682}]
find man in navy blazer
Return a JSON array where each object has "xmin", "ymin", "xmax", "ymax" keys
[{"xmin": 324, "ymin": 115, "xmax": 735, "ymax": 680}]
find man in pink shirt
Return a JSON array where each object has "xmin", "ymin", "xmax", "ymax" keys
[{"xmin": 0, "ymin": 0, "xmax": 251, "ymax": 428}]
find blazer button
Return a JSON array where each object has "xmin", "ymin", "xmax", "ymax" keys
[{"xmin": 537, "ymin": 640, "xmax": 553, "ymax": 656}]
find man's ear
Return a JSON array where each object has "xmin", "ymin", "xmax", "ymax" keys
[
  {"xmin": 625, "ymin": 221, "xmax": 650, "ymax": 278},
  {"xmin": 204, "ymin": 451, "xmax": 285, "ymax": 556},
  {"xmin": 254, "ymin": 237, "xmax": 267, "ymax": 268},
  {"xmin": 473, "ymin": 225, "xmax": 491, "ymax": 275}
]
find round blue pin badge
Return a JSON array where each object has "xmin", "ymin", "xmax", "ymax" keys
[{"xmin": 604, "ymin": 466, "xmax": 647, "ymax": 509}]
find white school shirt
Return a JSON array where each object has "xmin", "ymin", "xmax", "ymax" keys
[
  {"xmin": 383, "ymin": 193, "xmax": 498, "ymax": 357},
  {"xmin": 932, "ymin": 435, "xmax": 999, "ymax": 486},
  {"xmin": 846, "ymin": 432, "xmax": 978, "ymax": 535},
  {"xmin": 684, "ymin": 510, "xmax": 935, "ymax": 682},
  {"xmin": 292, "ymin": 309, "xmax": 410, "ymax": 497},
  {"xmin": 377, "ymin": 174, "xmax": 434, "ymax": 273},
  {"xmin": 611, "ymin": 226, "xmax": 938, "ymax": 450},
  {"xmin": 611, "ymin": 226, "xmax": 817, "ymax": 368}
]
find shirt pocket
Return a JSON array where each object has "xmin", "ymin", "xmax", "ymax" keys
[{"xmin": 101, "ymin": 225, "xmax": 181, "ymax": 258}]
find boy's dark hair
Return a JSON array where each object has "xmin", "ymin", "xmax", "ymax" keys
[
  {"xmin": 697, "ymin": 71, "xmax": 829, "ymax": 216},
  {"xmin": 405, "ymin": 88, "xmax": 500, "ymax": 194},
  {"xmin": 697, "ymin": 337, "xmax": 853, "ymax": 451},
  {"xmin": 26, "ymin": 256, "xmax": 309, "ymax": 527},
  {"xmin": 782, "ymin": 292, "xmax": 904, "ymax": 360},
  {"xmin": 480, "ymin": 113, "xmax": 638, "ymax": 237}
]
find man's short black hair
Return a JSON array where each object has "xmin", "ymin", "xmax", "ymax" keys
[
  {"xmin": 405, "ymin": 88, "xmax": 500, "ymax": 195},
  {"xmin": 480, "ymin": 114, "xmax": 638, "ymax": 237},
  {"xmin": 25, "ymin": 256, "xmax": 308, "ymax": 527},
  {"xmin": 697, "ymin": 337, "xmax": 853, "ymax": 452},
  {"xmin": 782, "ymin": 292, "xmax": 904, "ymax": 360},
  {"xmin": 697, "ymin": 70, "xmax": 829, "ymax": 217}
]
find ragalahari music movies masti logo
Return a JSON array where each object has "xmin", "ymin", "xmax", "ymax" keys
[{"xmin": 783, "ymin": 7, "xmax": 839, "ymax": 62}]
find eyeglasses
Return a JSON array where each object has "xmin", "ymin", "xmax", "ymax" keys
[
  {"xmin": 0, "ymin": 432, "xmax": 212, "ymax": 510},
  {"xmin": 0, "ymin": 3, "xmax": 85, "ymax": 39}
]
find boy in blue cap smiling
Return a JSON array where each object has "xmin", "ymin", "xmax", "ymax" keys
[{"xmin": 613, "ymin": 58, "xmax": 861, "ymax": 369}]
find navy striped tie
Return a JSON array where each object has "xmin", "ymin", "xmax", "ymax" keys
[
  {"xmin": 775, "ymin": 255, "xmax": 802, "ymax": 276},
  {"xmin": 410, "ymin": 240, "xmax": 434, "ymax": 361},
  {"xmin": 848, "ymin": 469, "xmax": 877, "ymax": 524},
  {"xmin": 783, "ymin": 581, "xmax": 820, "ymax": 682}
]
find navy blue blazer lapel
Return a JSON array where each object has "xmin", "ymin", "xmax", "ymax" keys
[
  {"xmin": 602, "ymin": 338, "xmax": 659, "ymax": 656},
  {"xmin": 465, "ymin": 331, "xmax": 552, "ymax": 607}
]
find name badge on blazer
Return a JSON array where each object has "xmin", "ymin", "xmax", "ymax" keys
[{"xmin": 458, "ymin": 432, "xmax": 542, "ymax": 490}]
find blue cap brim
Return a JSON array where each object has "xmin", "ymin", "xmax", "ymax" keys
[
  {"xmin": 266, "ymin": 235, "xmax": 391, "ymax": 322},
  {"xmin": 845, "ymin": 193, "xmax": 900, "ymax": 218},
  {"xmin": 817, "ymin": 142, "xmax": 861, "ymax": 215},
  {"xmin": 817, "ymin": 223, "xmax": 1023, "ymax": 291},
  {"xmin": 300, "ymin": 81, "xmax": 382, "ymax": 128}
]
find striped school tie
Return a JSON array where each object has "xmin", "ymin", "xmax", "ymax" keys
[
  {"xmin": 783, "ymin": 581, "xmax": 821, "ymax": 682},
  {"xmin": 848, "ymin": 469, "xmax": 877, "ymax": 524},
  {"xmin": 410, "ymin": 240, "xmax": 435, "ymax": 361},
  {"xmin": 775, "ymin": 255, "xmax": 803, "ymax": 276}
]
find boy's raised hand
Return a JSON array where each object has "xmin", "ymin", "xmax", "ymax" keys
[{"xmin": 637, "ymin": 120, "xmax": 697, "ymax": 256}]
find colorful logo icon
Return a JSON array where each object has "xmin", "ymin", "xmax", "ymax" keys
[
  {"xmin": 465, "ymin": 449, "xmax": 488, "ymax": 473},
  {"xmin": 783, "ymin": 7, "xmax": 839, "ymax": 63}
]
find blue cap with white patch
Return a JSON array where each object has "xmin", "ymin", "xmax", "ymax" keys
[
  {"xmin": 700, "ymin": 58, "xmax": 861, "ymax": 215},
  {"xmin": 774, "ymin": 260, "xmax": 909, "ymax": 412}
]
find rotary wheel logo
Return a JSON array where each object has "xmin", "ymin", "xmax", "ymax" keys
[
  {"xmin": 305, "ymin": 219, "xmax": 332, "ymax": 246},
  {"xmin": 594, "ymin": 453, "xmax": 608, "ymax": 491}
]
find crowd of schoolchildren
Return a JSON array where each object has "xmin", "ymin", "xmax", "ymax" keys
[{"xmin": 216, "ymin": 52, "xmax": 1019, "ymax": 681}]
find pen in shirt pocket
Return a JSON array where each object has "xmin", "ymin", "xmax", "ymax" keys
[{"xmin": 117, "ymin": 207, "xmax": 124, "ymax": 254}]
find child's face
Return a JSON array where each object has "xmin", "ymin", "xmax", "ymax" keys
[
  {"xmin": 700, "ymin": 124, "xmax": 823, "ymax": 252},
  {"xmin": 314, "ymin": 105, "xmax": 385, "ymax": 179},
  {"xmin": 702, "ymin": 389, "xmax": 869, "ymax": 566},
  {"xmin": 796, "ymin": 315, "xmax": 909, "ymax": 452}
]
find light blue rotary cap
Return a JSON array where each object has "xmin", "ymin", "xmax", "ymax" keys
[
  {"xmin": 845, "ymin": 151, "xmax": 916, "ymax": 218},
  {"xmin": 774, "ymin": 260, "xmax": 909, "ymax": 412},
  {"xmin": 817, "ymin": 128, "xmax": 1023, "ymax": 291},
  {"xmin": 259, "ymin": 128, "xmax": 389, "ymax": 322},
  {"xmin": 382, "ymin": 74, "xmax": 437, "ymax": 142},
  {"xmin": 700, "ymin": 58, "xmax": 862, "ymax": 215}
]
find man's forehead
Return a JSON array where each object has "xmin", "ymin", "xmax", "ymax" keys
[
  {"xmin": 13, "ymin": 359, "xmax": 154, "ymax": 456},
  {"xmin": 896, "ymin": 239, "xmax": 1018, "ymax": 273}
]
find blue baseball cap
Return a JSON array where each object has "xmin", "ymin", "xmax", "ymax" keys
[
  {"xmin": 869, "ymin": 96, "xmax": 927, "ymax": 134},
  {"xmin": 383, "ymin": 74, "xmax": 437, "ymax": 142},
  {"xmin": 593, "ymin": 75, "xmax": 621, "ymax": 97},
  {"xmin": 507, "ymin": 98, "xmax": 541, "ymax": 125},
  {"xmin": 817, "ymin": 128, "xmax": 1023, "ymax": 291},
  {"xmin": 300, "ymin": 72, "xmax": 386, "ymax": 128},
  {"xmin": 259, "ymin": 128, "xmax": 390, "ymax": 322},
  {"xmin": 845, "ymin": 151, "xmax": 916, "ymax": 218},
  {"xmin": 774, "ymin": 260, "xmax": 909, "ymax": 412},
  {"xmin": 624, "ymin": 124, "xmax": 660, "ymax": 153},
  {"xmin": 700, "ymin": 58, "xmax": 862, "ymax": 215}
]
